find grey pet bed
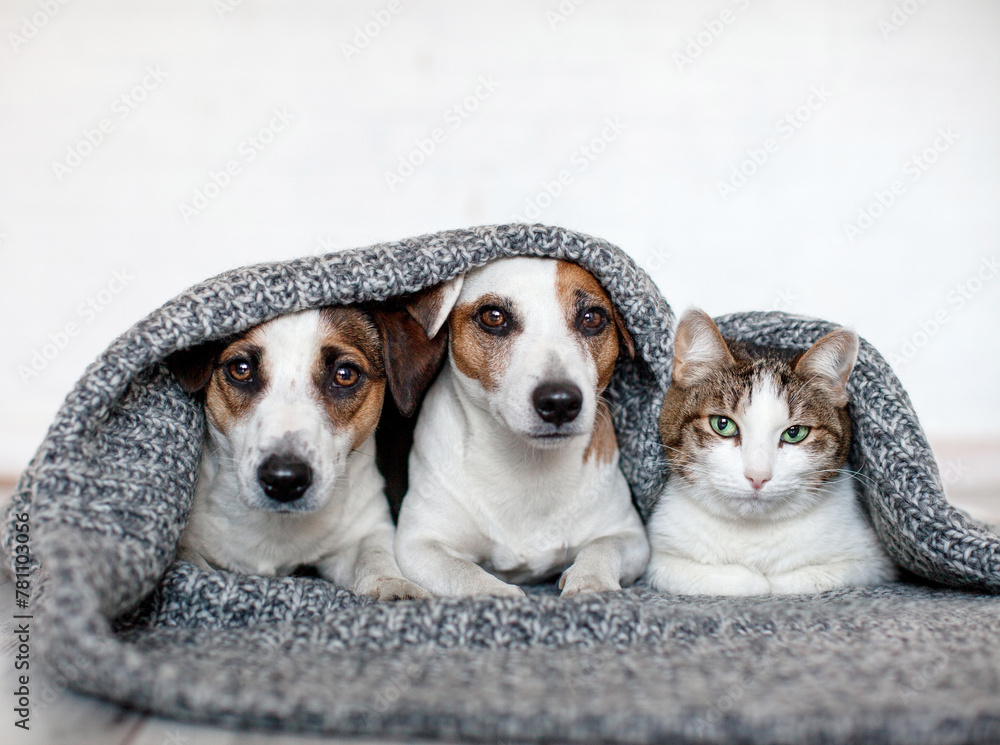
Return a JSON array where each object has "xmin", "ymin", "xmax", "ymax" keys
[{"xmin": 4, "ymin": 224, "xmax": 999, "ymax": 745}]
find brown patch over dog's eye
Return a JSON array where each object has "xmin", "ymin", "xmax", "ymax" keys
[
  {"xmin": 205, "ymin": 336, "xmax": 266, "ymax": 435},
  {"xmin": 321, "ymin": 353, "xmax": 367, "ymax": 396},
  {"xmin": 555, "ymin": 261, "xmax": 622, "ymax": 393},
  {"xmin": 225, "ymin": 357, "xmax": 254, "ymax": 384},
  {"xmin": 450, "ymin": 296, "xmax": 520, "ymax": 392},
  {"xmin": 316, "ymin": 308, "xmax": 387, "ymax": 452},
  {"xmin": 577, "ymin": 307, "xmax": 608, "ymax": 334}
]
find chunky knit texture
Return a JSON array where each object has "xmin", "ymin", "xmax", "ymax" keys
[{"xmin": 4, "ymin": 224, "xmax": 999, "ymax": 744}]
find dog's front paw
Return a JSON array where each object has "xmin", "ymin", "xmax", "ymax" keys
[
  {"xmin": 355, "ymin": 576, "xmax": 432, "ymax": 601},
  {"xmin": 559, "ymin": 567, "xmax": 621, "ymax": 597},
  {"xmin": 464, "ymin": 575, "xmax": 526, "ymax": 598},
  {"xmin": 456, "ymin": 572, "xmax": 527, "ymax": 598},
  {"xmin": 487, "ymin": 582, "xmax": 528, "ymax": 598}
]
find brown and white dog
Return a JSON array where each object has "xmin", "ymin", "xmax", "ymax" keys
[
  {"xmin": 166, "ymin": 305, "xmax": 444, "ymax": 600},
  {"xmin": 394, "ymin": 257, "xmax": 650, "ymax": 597}
]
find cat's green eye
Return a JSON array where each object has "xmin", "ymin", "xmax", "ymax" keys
[
  {"xmin": 709, "ymin": 415, "xmax": 739, "ymax": 438},
  {"xmin": 781, "ymin": 425, "xmax": 811, "ymax": 444}
]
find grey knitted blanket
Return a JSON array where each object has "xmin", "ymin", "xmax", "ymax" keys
[{"xmin": 4, "ymin": 224, "xmax": 999, "ymax": 745}]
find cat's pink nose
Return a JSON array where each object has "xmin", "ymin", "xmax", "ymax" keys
[{"xmin": 745, "ymin": 473, "xmax": 771, "ymax": 491}]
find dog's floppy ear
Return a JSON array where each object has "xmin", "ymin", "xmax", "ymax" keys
[
  {"xmin": 373, "ymin": 308, "xmax": 449, "ymax": 417},
  {"xmin": 612, "ymin": 304, "xmax": 635, "ymax": 359},
  {"xmin": 405, "ymin": 275, "xmax": 464, "ymax": 339},
  {"xmin": 164, "ymin": 341, "xmax": 223, "ymax": 394}
]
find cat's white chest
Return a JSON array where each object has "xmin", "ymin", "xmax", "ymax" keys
[
  {"xmin": 657, "ymin": 493, "xmax": 829, "ymax": 571},
  {"xmin": 645, "ymin": 473, "xmax": 895, "ymax": 595}
]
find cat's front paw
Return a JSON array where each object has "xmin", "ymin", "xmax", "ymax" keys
[
  {"xmin": 767, "ymin": 561, "xmax": 889, "ymax": 595},
  {"xmin": 692, "ymin": 566, "xmax": 770, "ymax": 596},
  {"xmin": 647, "ymin": 558, "xmax": 770, "ymax": 596},
  {"xmin": 355, "ymin": 575, "xmax": 432, "ymax": 601},
  {"xmin": 559, "ymin": 566, "xmax": 621, "ymax": 597}
]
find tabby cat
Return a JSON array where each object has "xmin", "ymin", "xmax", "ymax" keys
[{"xmin": 645, "ymin": 310, "xmax": 895, "ymax": 595}]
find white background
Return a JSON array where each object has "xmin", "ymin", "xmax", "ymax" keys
[{"xmin": 1, "ymin": 0, "xmax": 999, "ymax": 477}]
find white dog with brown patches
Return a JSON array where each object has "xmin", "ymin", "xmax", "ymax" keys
[
  {"xmin": 394, "ymin": 257, "xmax": 650, "ymax": 597},
  {"xmin": 167, "ymin": 306, "xmax": 443, "ymax": 600}
]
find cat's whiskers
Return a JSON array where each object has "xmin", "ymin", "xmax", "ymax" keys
[
  {"xmin": 810, "ymin": 467, "xmax": 886, "ymax": 524},
  {"xmin": 657, "ymin": 442, "xmax": 702, "ymax": 466},
  {"xmin": 813, "ymin": 466, "xmax": 879, "ymax": 493}
]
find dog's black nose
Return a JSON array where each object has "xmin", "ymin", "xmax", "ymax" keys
[
  {"xmin": 532, "ymin": 382, "xmax": 583, "ymax": 427},
  {"xmin": 257, "ymin": 454, "xmax": 313, "ymax": 503}
]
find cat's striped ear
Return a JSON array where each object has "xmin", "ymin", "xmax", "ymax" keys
[
  {"xmin": 794, "ymin": 328, "xmax": 860, "ymax": 406},
  {"xmin": 671, "ymin": 309, "xmax": 735, "ymax": 387}
]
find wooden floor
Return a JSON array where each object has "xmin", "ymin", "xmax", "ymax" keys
[{"xmin": 0, "ymin": 441, "xmax": 997, "ymax": 744}]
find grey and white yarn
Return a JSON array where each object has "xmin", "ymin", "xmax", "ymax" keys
[{"xmin": 4, "ymin": 224, "xmax": 999, "ymax": 745}]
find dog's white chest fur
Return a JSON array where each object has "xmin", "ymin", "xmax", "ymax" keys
[
  {"xmin": 399, "ymin": 366, "xmax": 645, "ymax": 592},
  {"xmin": 184, "ymin": 435, "xmax": 384, "ymax": 578},
  {"xmin": 646, "ymin": 473, "xmax": 896, "ymax": 595},
  {"xmin": 394, "ymin": 258, "xmax": 649, "ymax": 598},
  {"xmin": 409, "ymin": 368, "xmax": 635, "ymax": 583}
]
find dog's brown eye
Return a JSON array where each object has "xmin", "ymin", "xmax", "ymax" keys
[
  {"xmin": 479, "ymin": 308, "xmax": 506, "ymax": 328},
  {"xmin": 578, "ymin": 307, "xmax": 608, "ymax": 335},
  {"xmin": 332, "ymin": 364, "xmax": 360, "ymax": 388},
  {"xmin": 225, "ymin": 358, "xmax": 253, "ymax": 383},
  {"xmin": 474, "ymin": 304, "xmax": 513, "ymax": 336}
]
